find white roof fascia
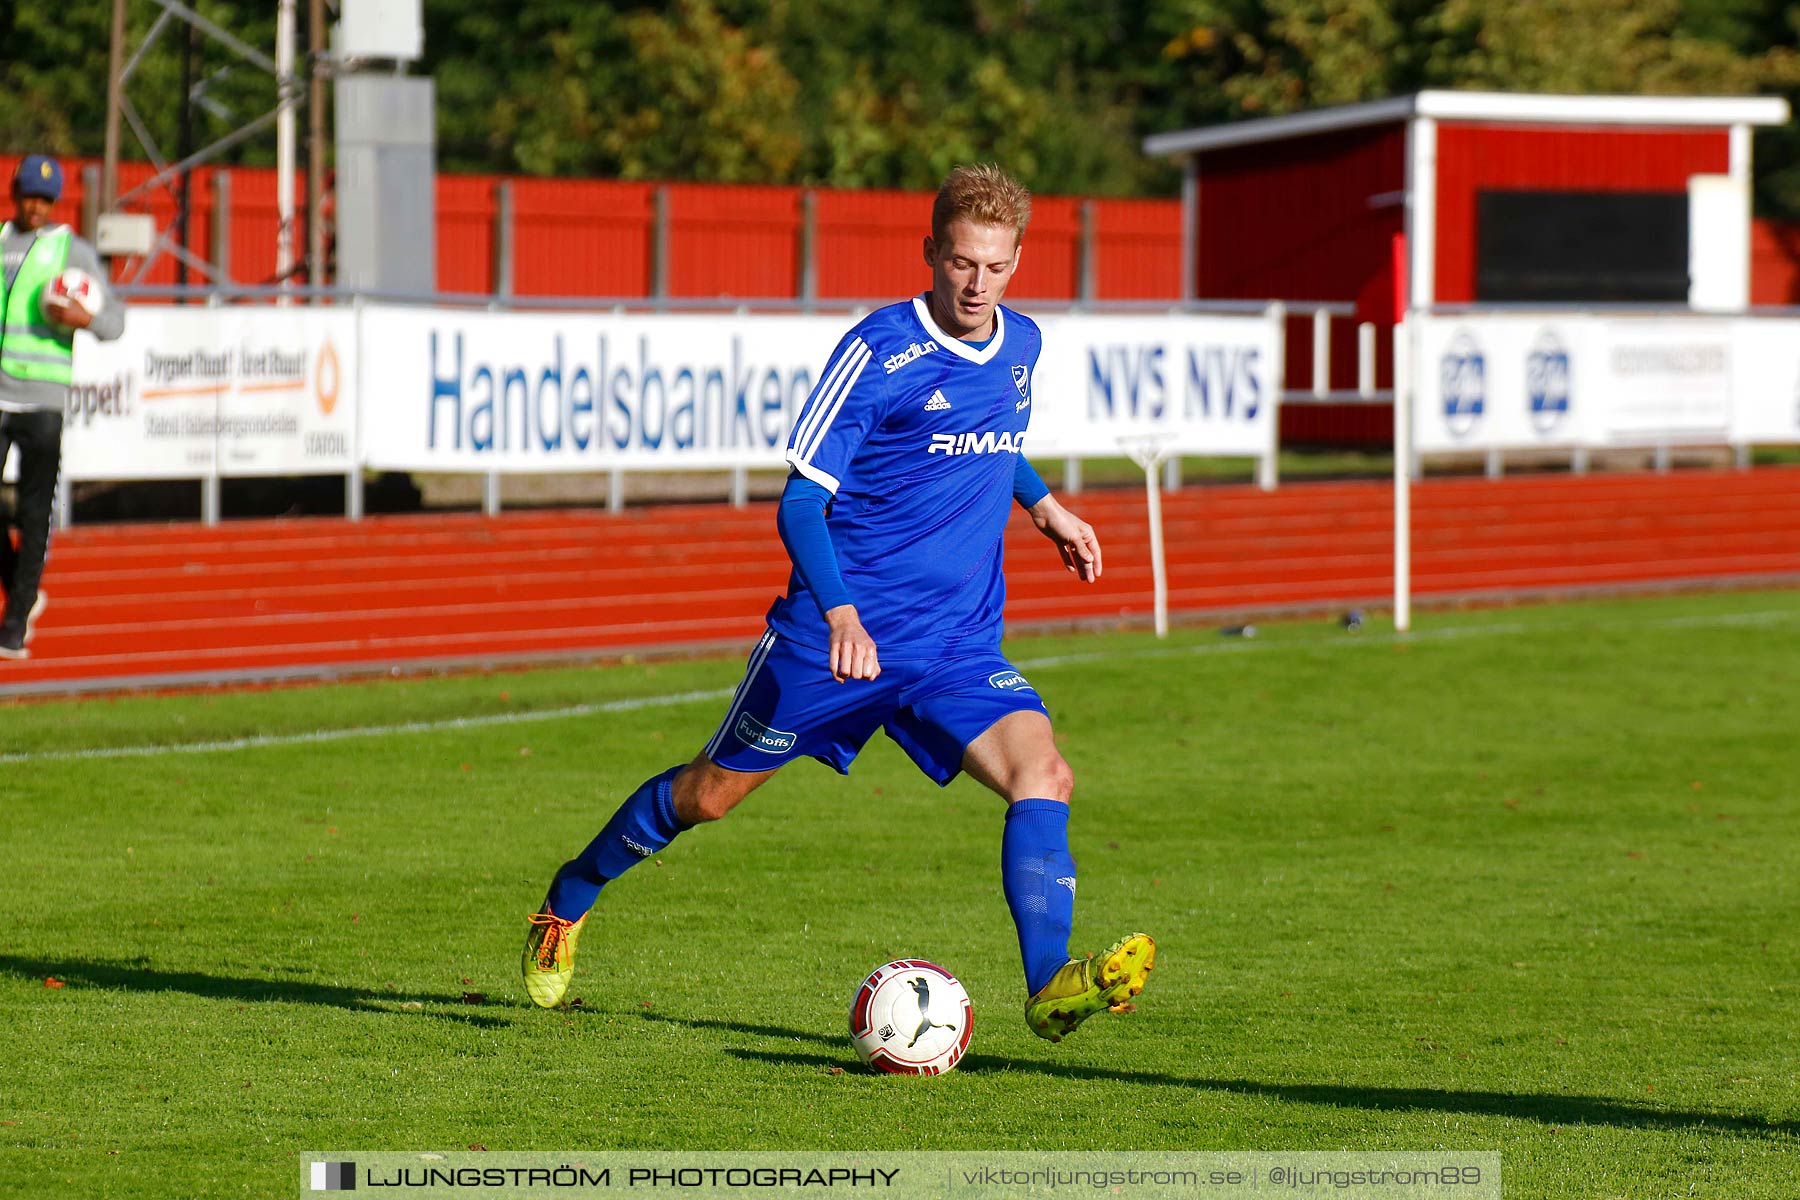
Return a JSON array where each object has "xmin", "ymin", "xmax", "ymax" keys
[
  {"xmin": 1142, "ymin": 96, "xmax": 1416, "ymax": 157},
  {"xmin": 1143, "ymin": 91, "xmax": 1791, "ymax": 159},
  {"xmin": 1415, "ymin": 90, "xmax": 1790, "ymax": 127}
]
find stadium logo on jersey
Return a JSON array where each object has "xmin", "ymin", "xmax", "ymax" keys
[
  {"xmin": 735, "ymin": 712, "xmax": 797, "ymax": 754},
  {"xmin": 927, "ymin": 431, "xmax": 1024, "ymax": 456},
  {"xmin": 1526, "ymin": 329, "xmax": 1571, "ymax": 434},
  {"xmin": 1012, "ymin": 364, "xmax": 1030, "ymax": 400},
  {"xmin": 924, "ymin": 389, "xmax": 952, "ymax": 411},
  {"xmin": 987, "ymin": 670, "xmax": 1034, "ymax": 691},
  {"xmin": 1440, "ymin": 331, "xmax": 1486, "ymax": 437},
  {"xmin": 884, "ymin": 341, "xmax": 938, "ymax": 374}
]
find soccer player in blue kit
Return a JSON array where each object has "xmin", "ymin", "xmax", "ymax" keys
[{"xmin": 523, "ymin": 164, "xmax": 1154, "ymax": 1042}]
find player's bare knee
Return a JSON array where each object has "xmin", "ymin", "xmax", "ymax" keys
[
  {"xmin": 672, "ymin": 764, "xmax": 727, "ymax": 824},
  {"xmin": 1010, "ymin": 755, "xmax": 1073, "ymax": 803},
  {"xmin": 673, "ymin": 757, "xmax": 763, "ymax": 823},
  {"xmin": 1041, "ymin": 754, "xmax": 1075, "ymax": 803},
  {"xmin": 684, "ymin": 789, "xmax": 735, "ymax": 823}
]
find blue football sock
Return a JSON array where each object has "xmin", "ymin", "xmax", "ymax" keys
[
  {"xmin": 544, "ymin": 764, "xmax": 689, "ymax": 920},
  {"xmin": 1002, "ymin": 798, "xmax": 1077, "ymax": 995}
]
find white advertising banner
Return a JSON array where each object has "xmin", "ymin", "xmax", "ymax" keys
[
  {"xmin": 1413, "ymin": 315, "xmax": 1599, "ymax": 453},
  {"xmin": 1413, "ymin": 312, "xmax": 1800, "ymax": 453},
  {"xmin": 1030, "ymin": 312, "xmax": 1279, "ymax": 458},
  {"xmin": 63, "ymin": 307, "xmax": 357, "ymax": 479},
  {"xmin": 1599, "ymin": 321, "xmax": 1732, "ymax": 441},
  {"xmin": 356, "ymin": 305, "xmax": 1279, "ymax": 472},
  {"xmin": 357, "ymin": 308, "xmax": 839, "ymax": 472}
]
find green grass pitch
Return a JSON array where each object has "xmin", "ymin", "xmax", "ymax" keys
[{"xmin": 1, "ymin": 590, "xmax": 1796, "ymax": 1198}]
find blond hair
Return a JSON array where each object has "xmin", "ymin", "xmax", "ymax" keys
[{"xmin": 931, "ymin": 163, "xmax": 1032, "ymax": 244}]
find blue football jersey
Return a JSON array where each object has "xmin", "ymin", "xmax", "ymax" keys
[{"xmin": 767, "ymin": 294, "xmax": 1042, "ymax": 657}]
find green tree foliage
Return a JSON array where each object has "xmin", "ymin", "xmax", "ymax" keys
[
  {"xmin": 6, "ymin": 0, "xmax": 1798, "ymax": 213},
  {"xmin": 3, "ymin": 1, "xmax": 278, "ymax": 174}
]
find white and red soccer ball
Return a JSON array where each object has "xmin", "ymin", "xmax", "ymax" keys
[
  {"xmin": 848, "ymin": 959, "xmax": 973, "ymax": 1075},
  {"xmin": 41, "ymin": 268, "xmax": 103, "ymax": 324}
]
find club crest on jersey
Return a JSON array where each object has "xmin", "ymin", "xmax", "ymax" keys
[
  {"xmin": 1012, "ymin": 364, "xmax": 1030, "ymax": 399},
  {"xmin": 927, "ymin": 431, "xmax": 1025, "ymax": 456},
  {"xmin": 884, "ymin": 341, "xmax": 938, "ymax": 374}
]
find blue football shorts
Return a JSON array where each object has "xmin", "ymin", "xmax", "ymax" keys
[{"xmin": 702, "ymin": 628, "xmax": 1050, "ymax": 785}]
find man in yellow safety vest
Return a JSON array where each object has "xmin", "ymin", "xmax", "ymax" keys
[{"xmin": 0, "ymin": 155, "xmax": 124, "ymax": 659}]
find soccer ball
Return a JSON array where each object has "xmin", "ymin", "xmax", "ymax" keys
[
  {"xmin": 41, "ymin": 268, "xmax": 103, "ymax": 324},
  {"xmin": 848, "ymin": 959, "xmax": 972, "ymax": 1075}
]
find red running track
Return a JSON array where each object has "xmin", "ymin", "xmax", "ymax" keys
[{"xmin": 3, "ymin": 468, "xmax": 1797, "ymax": 696}]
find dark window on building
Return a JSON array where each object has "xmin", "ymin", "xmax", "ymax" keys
[{"xmin": 1476, "ymin": 191, "xmax": 1688, "ymax": 302}]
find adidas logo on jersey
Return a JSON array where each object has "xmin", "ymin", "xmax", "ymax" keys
[
  {"xmin": 923, "ymin": 390, "xmax": 952, "ymax": 412},
  {"xmin": 926, "ymin": 430, "xmax": 1025, "ymax": 455},
  {"xmin": 884, "ymin": 341, "xmax": 938, "ymax": 374}
]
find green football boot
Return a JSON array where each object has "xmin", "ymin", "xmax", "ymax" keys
[
  {"xmin": 521, "ymin": 909, "xmax": 586, "ymax": 1008},
  {"xmin": 1024, "ymin": 933, "xmax": 1156, "ymax": 1043}
]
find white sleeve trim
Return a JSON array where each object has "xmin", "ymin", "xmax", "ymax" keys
[{"xmin": 784, "ymin": 452, "xmax": 841, "ymax": 494}]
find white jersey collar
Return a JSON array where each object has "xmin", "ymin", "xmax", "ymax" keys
[{"xmin": 912, "ymin": 294, "xmax": 1005, "ymax": 365}]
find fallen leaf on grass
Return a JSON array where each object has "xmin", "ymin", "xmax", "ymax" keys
[
  {"xmin": 826, "ymin": 1067, "xmax": 845, "ymax": 1076},
  {"xmin": 462, "ymin": 993, "xmax": 487, "ymax": 1005},
  {"xmin": 469, "ymin": 1144, "xmax": 488, "ymax": 1152},
  {"xmin": 43, "ymin": 978, "xmax": 64, "ymax": 989},
  {"xmin": 401, "ymin": 1001, "xmax": 424, "ymax": 1011}
]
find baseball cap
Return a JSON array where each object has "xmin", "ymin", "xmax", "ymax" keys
[{"xmin": 13, "ymin": 155, "xmax": 63, "ymax": 201}]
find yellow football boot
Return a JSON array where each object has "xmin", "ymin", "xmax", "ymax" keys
[
  {"xmin": 1024, "ymin": 933, "xmax": 1156, "ymax": 1043},
  {"xmin": 521, "ymin": 909, "xmax": 586, "ymax": 1008}
]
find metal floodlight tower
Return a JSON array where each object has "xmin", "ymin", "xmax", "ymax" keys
[{"xmin": 99, "ymin": 0, "xmax": 335, "ymax": 289}]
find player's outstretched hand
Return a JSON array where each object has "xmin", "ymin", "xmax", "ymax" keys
[
  {"xmin": 1028, "ymin": 495, "xmax": 1102, "ymax": 583},
  {"xmin": 824, "ymin": 605, "xmax": 881, "ymax": 683}
]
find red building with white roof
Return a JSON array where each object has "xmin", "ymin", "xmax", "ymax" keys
[{"xmin": 1144, "ymin": 91, "xmax": 1791, "ymax": 442}]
